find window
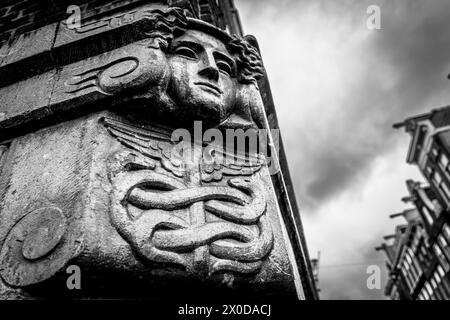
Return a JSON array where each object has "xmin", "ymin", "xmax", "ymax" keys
[
  {"xmin": 430, "ymin": 171, "xmax": 450, "ymax": 204},
  {"xmin": 431, "ymin": 278, "xmax": 437, "ymax": 289},
  {"xmin": 438, "ymin": 235, "xmax": 450, "ymax": 261},
  {"xmin": 411, "ymin": 230, "xmax": 421, "ymax": 250},
  {"xmin": 446, "ymin": 166, "xmax": 450, "ymax": 179},
  {"xmin": 433, "ymin": 171, "xmax": 443, "ymax": 184},
  {"xmin": 433, "ymin": 244, "xmax": 450, "ymax": 272},
  {"xmin": 418, "ymin": 242, "xmax": 431, "ymax": 269},
  {"xmin": 407, "ymin": 248, "xmax": 423, "ymax": 278},
  {"xmin": 422, "ymin": 288, "xmax": 430, "ymax": 300},
  {"xmin": 437, "ymin": 265, "xmax": 450, "ymax": 297},
  {"xmin": 434, "ymin": 271, "xmax": 450, "ymax": 299},
  {"xmin": 401, "ymin": 264, "xmax": 414, "ymax": 292},
  {"xmin": 441, "ymin": 183, "xmax": 450, "ymax": 203},
  {"xmin": 431, "ymin": 147, "xmax": 439, "ymax": 159},
  {"xmin": 439, "ymin": 153, "xmax": 449, "ymax": 169},
  {"xmin": 421, "ymin": 205, "xmax": 434, "ymax": 226},
  {"xmin": 405, "ymin": 250, "xmax": 421, "ymax": 285},
  {"xmin": 443, "ymin": 224, "xmax": 450, "ymax": 242},
  {"xmin": 425, "ymin": 282, "xmax": 434, "ymax": 300},
  {"xmin": 430, "ymin": 278, "xmax": 442, "ymax": 299},
  {"xmin": 437, "ymin": 265, "xmax": 446, "ymax": 277},
  {"xmin": 425, "ymin": 165, "xmax": 433, "ymax": 178},
  {"xmin": 433, "ymin": 272, "xmax": 442, "ymax": 290}
]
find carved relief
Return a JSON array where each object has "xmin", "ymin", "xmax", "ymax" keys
[
  {"xmin": 63, "ymin": 8, "xmax": 189, "ymax": 95},
  {"xmin": 93, "ymin": 8, "xmax": 274, "ymax": 278},
  {"xmin": 0, "ymin": 206, "xmax": 80, "ymax": 287},
  {"xmin": 0, "ymin": 4, "xmax": 302, "ymax": 298},
  {"xmin": 64, "ymin": 46, "xmax": 154, "ymax": 96},
  {"xmin": 62, "ymin": 8, "xmax": 264, "ymax": 128},
  {"xmin": 104, "ymin": 118, "xmax": 273, "ymax": 276},
  {"xmin": 56, "ymin": 7, "xmax": 188, "ymax": 47}
]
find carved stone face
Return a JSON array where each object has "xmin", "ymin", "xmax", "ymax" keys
[{"xmin": 166, "ymin": 30, "xmax": 237, "ymax": 125}]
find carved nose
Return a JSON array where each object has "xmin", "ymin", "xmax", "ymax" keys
[{"xmin": 198, "ymin": 65, "xmax": 219, "ymax": 82}]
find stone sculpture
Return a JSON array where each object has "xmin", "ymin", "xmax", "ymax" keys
[{"xmin": 0, "ymin": 6, "xmax": 305, "ymax": 300}]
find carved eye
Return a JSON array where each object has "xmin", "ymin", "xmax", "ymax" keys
[
  {"xmin": 217, "ymin": 61, "xmax": 233, "ymax": 76},
  {"xmin": 175, "ymin": 47, "xmax": 197, "ymax": 59}
]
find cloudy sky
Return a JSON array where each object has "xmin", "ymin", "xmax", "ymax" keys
[{"xmin": 235, "ymin": 0, "xmax": 450, "ymax": 299}]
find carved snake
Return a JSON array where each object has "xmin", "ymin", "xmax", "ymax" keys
[
  {"xmin": 109, "ymin": 159, "xmax": 272, "ymax": 271},
  {"xmin": 129, "ymin": 177, "xmax": 267, "ymax": 224}
]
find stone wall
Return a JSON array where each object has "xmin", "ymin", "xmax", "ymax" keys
[
  {"xmin": 0, "ymin": 0, "xmax": 318, "ymax": 300},
  {"xmin": 0, "ymin": 0, "xmax": 146, "ymax": 44}
]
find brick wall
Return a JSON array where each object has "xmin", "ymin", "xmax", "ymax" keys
[
  {"xmin": 0, "ymin": 0, "xmax": 242, "ymax": 47},
  {"xmin": 0, "ymin": 0, "xmax": 146, "ymax": 45}
]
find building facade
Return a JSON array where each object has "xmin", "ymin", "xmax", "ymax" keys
[
  {"xmin": 0, "ymin": 0, "xmax": 318, "ymax": 299},
  {"xmin": 378, "ymin": 107, "xmax": 450, "ymax": 300}
]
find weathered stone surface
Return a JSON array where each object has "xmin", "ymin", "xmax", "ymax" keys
[
  {"xmin": 0, "ymin": 5, "xmax": 312, "ymax": 299},
  {"xmin": 0, "ymin": 110, "xmax": 300, "ymax": 298},
  {"xmin": 0, "ymin": 3, "xmax": 171, "ymax": 89},
  {"xmin": 50, "ymin": 38, "xmax": 166, "ymax": 111},
  {"xmin": 0, "ymin": 145, "xmax": 7, "ymax": 162},
  {"xmin": 0, "ymin": 24, "xmax": 57, "ymax": 89},
  {"xmin": 0, "ymin": 118, "xmax": 87, "ymax": 297},
  {"xmin": 0, "ymin": 23, "xmax": 57, "ymax": 67},
  {"xmin": 0, "ymin": 70, "xmax": 56, "ymax": 130},
  {"xmin": 54, "ymin": 4, "xmax": 164, "ymax": 49},
  {"xmin": 0, "ymin": 40, "xmax": 10, "ymax": 65}
]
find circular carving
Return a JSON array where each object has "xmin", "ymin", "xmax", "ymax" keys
[
  {"xmin": 0, "ymin": 207, "xmax": 71, "ymax": 287},
  {"xmin": 21, "ymin": 208, "xmax": 66, "ymax": 260}
]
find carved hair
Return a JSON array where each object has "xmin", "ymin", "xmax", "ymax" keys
[{"xmin": 144, "ymin": 8, "xmax": 264, "ymax": 85}]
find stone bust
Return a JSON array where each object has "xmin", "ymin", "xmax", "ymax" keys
[
  {"xmin": 166, "ymin": 29, "xmax": 238, "ymax": 126},
  {"xmin": 97, "ymin": 8, "xmax": 265, "ymax": 129},
  {"xmin": 0, "ymin": 5, "xmax": 302, "ymax": 300}
]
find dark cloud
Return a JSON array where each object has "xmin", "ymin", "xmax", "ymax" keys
[
  {"xmin": 306, "ymin": 152, "xmax": 370, "ymax": 204},
  {"xmin": 308, "ymin": 0, "xmax": 450, "ymax": 209},
  {"xmin": 240, "ymin": 0, "xmax": 450, "ymax": 210},
  {"xmin": 320, "ymin": 245, "xmax": 388, "ymax": 300}
]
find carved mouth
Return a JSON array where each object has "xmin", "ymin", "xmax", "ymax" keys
[{"xmin": 194, "ymin": 81, "xmax": 222, "ymax": 95}]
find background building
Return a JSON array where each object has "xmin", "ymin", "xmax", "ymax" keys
[{"xmin": 377, "ymin": 107, "xmax": 450, "ymax": 299}]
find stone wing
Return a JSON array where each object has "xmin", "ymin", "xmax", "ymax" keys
[
  {"xmin": 102, "ymin": 117, "xmax": 184, "ymax": 176},
  {"xmin": 201, "ymin": 149, "xmax": 265, "ymax": 182}
]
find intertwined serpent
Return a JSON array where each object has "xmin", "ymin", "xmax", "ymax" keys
[{"xmin": 109, "ymin": 167, "xmax": 273, "ymax": 275}]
